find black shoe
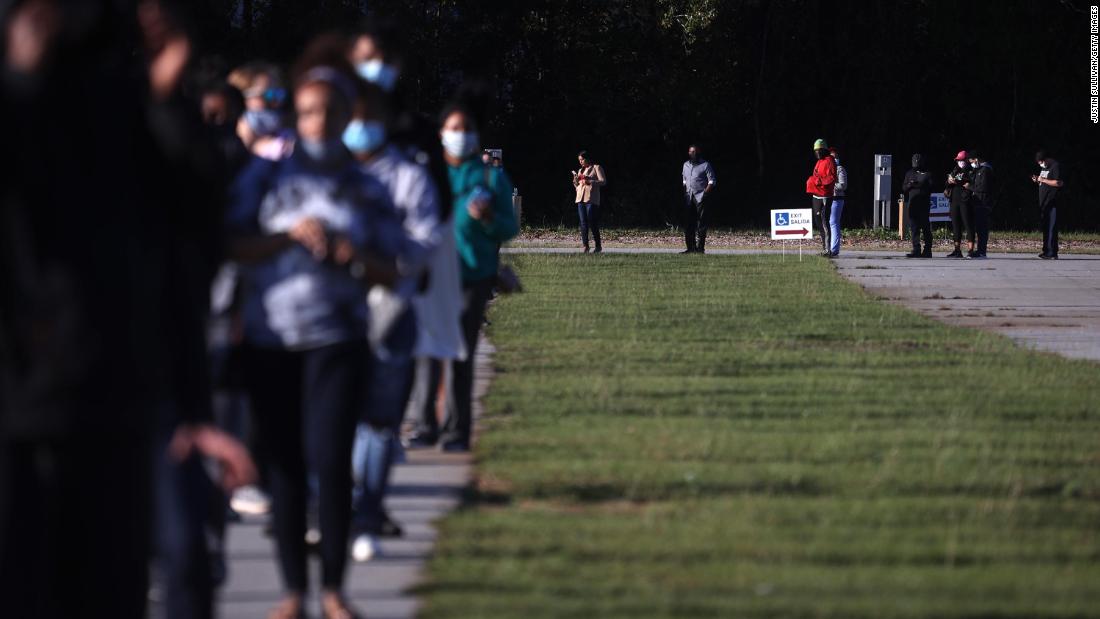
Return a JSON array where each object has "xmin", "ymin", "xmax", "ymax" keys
[
  {"xmin": 1038, "ymin": 252, "xmax": 1046, "ymax": 258},
  {"xmin": 593, "ymin": 247, "xmax": 602, "ymax": 254},
  {"xmin": 966, "ymin": 250, "xmax": 979, "ymax": 258},
  {"xmin": 379, "ymin": 513, "xmax": 404, "ymax": 538},
  {"xmin": 972, "ymin": 252, "xmax": 987, "ymax": 259},
  {"xmin": 947, "ymin": 249, "xmax": 963, "ymax": 258},
  {"xmin": 921, "ymin": 250, "xmax": 933, "ymax": 258},
  {"xmin": 440, "ymin": 439, "xmax": 470, "ymax": 453},
  {"xmin": 1040, "ymin": 254, "xmax": 1057, "ymax": 260},
  {"xmin": 680, "ymin": 249, "xmax": 694, "ymax": 254},
  {"xmin": 905, "ymin": 252, "xmax": 921, "ymax": 258},
  {"xmin": 403, "ymin": 432, "xmax": 438, "ymax": 449},
  {"xmin": 697, "ymin": 248, "xmax": 705, "ymax": 254}
]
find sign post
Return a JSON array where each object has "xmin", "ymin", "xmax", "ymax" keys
[{"xmin": 770, "ymin": 209, "xmax": 814, "ymax": 261}]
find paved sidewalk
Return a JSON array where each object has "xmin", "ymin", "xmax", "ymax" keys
[
  {"xmin": 834, "ymin": 251, "xmax": 1100, "ymax": 362},
  {"xmin": 215, "ymin": 340, "xmax": 495, "ymax": 619}
]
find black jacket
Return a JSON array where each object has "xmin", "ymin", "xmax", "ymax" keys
[
  {"xmin": 945, "ymin": 166, "xmax": 971, "ymax": 206},
  {"xmin": 970, "ymin": 163, "xmax": 994, "ymax": 208},
  {"xmin": 902, "ymin": 168, "xmax": 932, "ymax": 213}
]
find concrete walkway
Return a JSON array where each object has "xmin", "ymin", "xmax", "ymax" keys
[
  {"xmin": 834, "ymin": 251, "xmax": 1100, "ymax": 363},
  {"xmin": 215, "ymin": 340, "xmax": 494, "ymax": 619},
  {"xmin": 504, "ymin": 247, "xmax": 1100, "ymax": 362}
]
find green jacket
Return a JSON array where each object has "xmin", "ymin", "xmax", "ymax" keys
[{"xmin": 449, "ymin": 158, "xmax": 519, "ymax": 283}]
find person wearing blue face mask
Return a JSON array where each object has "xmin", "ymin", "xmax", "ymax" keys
[
  {"xmin": 232, "ymin": 62, "xmax": 294, "ymax": 161},
  {"xmin": 349, "ymin": 24, "xmax": 402, "ymax": 94},
  {"xmin": 341, "ymin": 83, "xmax": 460, "ymax": 562},
  {"xmin": 226, "ymin": 50, "xmax": 406, "ymax": 619}
]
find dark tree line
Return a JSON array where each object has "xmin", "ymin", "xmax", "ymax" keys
[{"xmin": 188, "ymin": 0, "xmax": 1099, "ymax": 230}]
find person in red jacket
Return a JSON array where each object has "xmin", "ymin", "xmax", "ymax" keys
[{"xmin": 805, "ymin": 138, "xmax": 837, "ymax": 255}]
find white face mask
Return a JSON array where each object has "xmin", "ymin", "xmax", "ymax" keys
[
  {"xmin": 441, "ymin": 130, "xmax": 479, "ymax": 159},
  {"xmin": 970, "ymin": 162, "xmax": 979, "ymax": 169},
  {"xmin": 957, "ymin": 160, "xmax": 967, "ymax": 169},
  {"xmin": 1039, "ymin": 161, "xmax": 1048, "ymax": 169}
]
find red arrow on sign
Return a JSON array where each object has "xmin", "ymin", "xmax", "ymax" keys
[{"xmin": 776, "ymin": 228, "xmax": 809, "ymax": 236}]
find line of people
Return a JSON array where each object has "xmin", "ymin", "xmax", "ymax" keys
[
  {"xmin": 1, "ymin": 5, "xmax": 517, "ymax": 619},
  {"xmin": 806, "ymin": 138, "xmax": 1064, "ymax": 259},
  {"xmin": 904, "ymin": 149, "xmax": 1061, "ymax": 259}
]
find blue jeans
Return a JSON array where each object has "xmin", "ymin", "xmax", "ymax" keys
[
  {"xmin": 577, "ymin": 202, "xmax": 601, "ymax": 250},
  {"xmin": 351, "ymin": 309, "xmax": 417, "ymax": 533},
  {"xmin": 829, "ymin": 198, "xmax": 844, "ymax": 255}
]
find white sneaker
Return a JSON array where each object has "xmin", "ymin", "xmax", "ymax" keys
[
  {"xmin": 351, "ymin": 534, "xmax": 381, "ymax": 562},
  {"xmin": 305, "ymin": 527, "xmax": 322, "ymax": 546},
  {"xmin": 229, "ymin": 485, "xmax": 271, "ymax": 516}
]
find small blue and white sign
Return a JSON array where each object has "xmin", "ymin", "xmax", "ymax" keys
[
  {"xmin": 929, "ymin": 193, "xmax": 951, "ymax": 223},
  {"xmin": 770, "ymin": 208, "xmax": 813, "ymax": 240}
]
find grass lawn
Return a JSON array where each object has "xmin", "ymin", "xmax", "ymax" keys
[{"xmin": 417, "ymin": 254, "xmax": 1100, "ymax": 618}]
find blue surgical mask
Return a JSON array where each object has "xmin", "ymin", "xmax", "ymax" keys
[
  {"xmin": 441, "ymin": 130, "xmax": 479, "ymax": 159},
  {"xmin": 342, "ymin": 119, "xmax": 386, "ymax": 155},
  {"xmin": 356, "ymin": 60, "xmax": 400, "ymax": 93},
  {"xmin": 243, "ymin": 109, "xmax": 282, "ymax": 137}
]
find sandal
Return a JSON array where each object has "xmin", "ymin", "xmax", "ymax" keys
[
  {"xmin": 267, "ymin": 595, "xmax": 306, "ymax": 619},
  {"xmin": 321, "ymin": 591, "xmax": 362, "ymax": 619}
]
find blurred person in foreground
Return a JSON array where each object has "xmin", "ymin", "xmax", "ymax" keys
[
  {"xmin": 342, "ymin": 81, "xmax": 453, "ymax": 562},
  {"xmin": 0, "ymin": 1, "xmax": 254, "ymax": 617},
  {"xmin": 231, "ymin": 61, "xmax": 293, "ymax": 160},
  {"xmin": 348, "ymin": 20, "xmax": 464, "ymax": 451},
  {"xmin": 225, "ymin": 41, "xmax": 404, "ymax": 618}
]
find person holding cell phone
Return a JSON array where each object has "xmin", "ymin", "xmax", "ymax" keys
[{"xmin": 573, "ymin": 150, "xmax": 607, "ymax": 253}]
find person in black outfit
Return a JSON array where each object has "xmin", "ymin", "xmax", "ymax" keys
[
  {"xmin": 903, "ymin": 154, "xmax": 933, "ymax": 258},
  {"xmin": 944, "ymin": 150, "xmax": 972, "ymax": 258},
  {"xmin": 965, "ymin": 151, "xmax": 994, "ymax": 258},
  {"xmin": 1032, "ymin": 150, "xmax": 1064, "ymax": 259},
  {"xmin": 0, "ymin": 3, "xmax": 255, "ymax": 618}
]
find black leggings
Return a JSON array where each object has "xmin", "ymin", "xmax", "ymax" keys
[
  {"xmin": 243, "ymin": 340, "xmax": 366, "ymax": 593},
  {"xmin": 949, "ymin": 198, "xmax": 971, "ymax": 245},
  {"xmin": 442, "ymin": 276, "xmax": 495, "ymax": 445},
  {"xmin": 812, "ymin": 196, "xmax": 832, "ymax": 252}
]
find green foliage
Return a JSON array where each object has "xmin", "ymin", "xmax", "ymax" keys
[
  {"xmin": 658, "ymin": 0, "xmax": 722, "ymax": 49},
  {"xmin": 419, "ymin": 254, "xmax": 1100, "ymax": 618}
]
